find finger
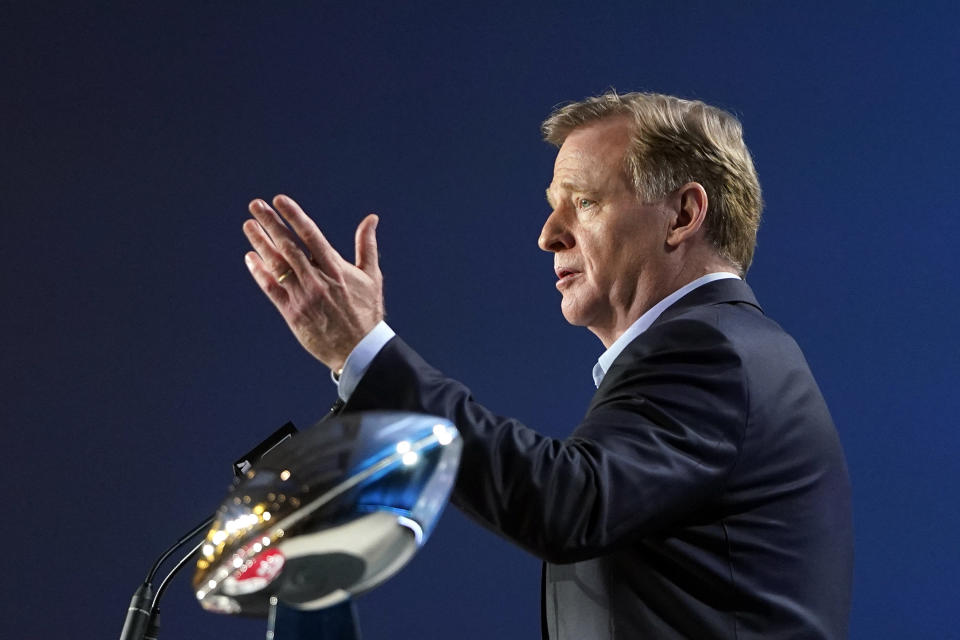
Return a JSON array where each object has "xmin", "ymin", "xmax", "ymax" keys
[
  {"xmin": 243, "ymin": 218, "xmax": 293, "ymax": 279},
  {"xmin": 244, "ymin": 251, "xmax": 290, "ymax": 308},
  {"xmin": 249, "ymin": 198, "xmax": 315, "ymax": 275},
  {"xmin": 272, "ymin": 194, "xmax": 342, "ymax": 275},
  {"xmin": 247, "ymin": 198, "xmax": 288, "ymax": 245},
  {"xmin": 355, "ymin": 214, "xmax": 380, "ymax": 276}
]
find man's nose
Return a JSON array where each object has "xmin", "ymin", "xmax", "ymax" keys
[{"xmin": 538, "ymin": 209, "xmax": 574, "ymax": 252}]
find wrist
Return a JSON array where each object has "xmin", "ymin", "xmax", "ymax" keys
[{"xmin": 332, "ymin": 321, "xmax": 396, "ymax": 401}]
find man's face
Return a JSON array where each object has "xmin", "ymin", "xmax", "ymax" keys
[{"xmin": 541, "ymin": 116, "xmax": 670, "ymax": 345}]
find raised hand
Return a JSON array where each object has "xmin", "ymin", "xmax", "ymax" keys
[{"xmin": 243, "ymin": 194, "xmax": 384, "ymax": 371}]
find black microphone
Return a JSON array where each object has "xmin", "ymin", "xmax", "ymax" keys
[
  {"xmin": 118, "ymin": 421, "xmax": 299, "ymax": 640},
  {"xmin": 118, "ymin": 582, "xmax": 154, "ymax": 640}
]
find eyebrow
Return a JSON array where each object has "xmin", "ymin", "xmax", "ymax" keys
[{"xmin": 546, "ymin": 180, "xmax": 595, "ymax": 208}]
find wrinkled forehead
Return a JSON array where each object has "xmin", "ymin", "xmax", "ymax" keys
[
  {"xmin": 549, "ymin": 116, "xmax": 633, "ymax": 189},
  {"xmin": 556, "ymin": 115, "xmax": 631, "ymax": 165}
]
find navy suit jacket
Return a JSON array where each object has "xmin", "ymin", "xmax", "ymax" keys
[{"xmin": 343, "ymin": 279, "xmax": 853, "ymax": 639}]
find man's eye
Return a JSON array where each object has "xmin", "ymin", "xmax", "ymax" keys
[{"xmin": 577, "ymin": 198, "xmax": 594, "ymax": 209}]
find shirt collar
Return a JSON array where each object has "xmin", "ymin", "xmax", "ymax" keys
[{"xmin": 591, "ymin": 272, "xmax": 740, "ymax": 388}]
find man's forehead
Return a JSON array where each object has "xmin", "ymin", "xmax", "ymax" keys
[
  {"xmin": 554, "ymin": 120, "xmax": 630, "ymax": 173},
  {"xmin": 546, "ymin": 134, "xmax": 630, "ymax": 202},
  {"xmin": 551, "ymin": 147, "xmax": 604, "ymax": 184}
]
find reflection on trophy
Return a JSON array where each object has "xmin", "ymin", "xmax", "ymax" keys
[{"xmin": 195, "ymin": 412, "xmax": 462, "ymax": 637}]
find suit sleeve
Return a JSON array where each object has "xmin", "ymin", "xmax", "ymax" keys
[{"xmin": 343, "ymin": 316, "xmax": 748, "ymax": 564}]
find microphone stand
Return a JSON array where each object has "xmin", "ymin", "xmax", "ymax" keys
[
  {"xmin": 118, "ymin": 516, "xmax": 213, "ymax": 640},
  {"xmin": 118, "ymin": 422, "xmax": 298, "ymax": 640}
]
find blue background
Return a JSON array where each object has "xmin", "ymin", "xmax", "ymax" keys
[{"xmin": 4, "ymin": 2, "xmax": 958, "ymax": 638}]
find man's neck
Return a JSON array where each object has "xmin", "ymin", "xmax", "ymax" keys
[{"xmin": 592, "ymin": 258, "xmax": 737, "ymax": 348}]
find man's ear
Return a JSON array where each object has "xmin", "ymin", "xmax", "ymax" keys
[{"xmin": 666, "ymin": 182, "xmax": 709, "ymax": 248}]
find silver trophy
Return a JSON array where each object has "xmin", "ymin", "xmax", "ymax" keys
[{"xmin": 193, "ymin": 411, "xmax": 462, "ymax": 637}]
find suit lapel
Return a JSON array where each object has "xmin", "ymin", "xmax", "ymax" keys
[{"xmin": 587, "ymin": 279, "xmax": 762, "ymax": 409}]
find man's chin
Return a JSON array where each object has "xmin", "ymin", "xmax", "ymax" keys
[{"xmin": 560, "ymin": 299, "xmax": 592, "ymax": 327}]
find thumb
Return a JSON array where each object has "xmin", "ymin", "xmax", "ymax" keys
[{"xmin": 355, "ymin": 213, "xmax": 380, "ymax": 276}]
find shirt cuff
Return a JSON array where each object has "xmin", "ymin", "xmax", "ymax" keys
[{"xmin": 334, "ymin": 321, "xmax": 396, "ymax": 402}]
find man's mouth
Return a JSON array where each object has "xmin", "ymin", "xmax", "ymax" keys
[{"xmin": 555, "ymin": 267, "xmax": 580, "ymax": 288}]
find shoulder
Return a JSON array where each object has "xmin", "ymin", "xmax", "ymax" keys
[
  {"xmin": 589, "ymin": 294, "xmax": 792, "ymax": 427},
  {"xmin": 631, "ymin": 287, "xmax": 801, "ymax": 372},
  {"xmin": 610, "ymin": 301, "xmax": 756, "ymax": 376}
]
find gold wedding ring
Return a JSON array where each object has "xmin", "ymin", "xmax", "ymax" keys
[{"xmin": 277, "ymin": 269, "xmax": 294, "ymax": 284}]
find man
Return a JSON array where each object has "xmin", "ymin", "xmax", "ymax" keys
[{"xmin": 242, "ymin": 91, "xmax": 853, "ymax": 639}]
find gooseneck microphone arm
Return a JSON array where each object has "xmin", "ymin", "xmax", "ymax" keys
[
  {"xmin": 118, "ymin": 422, "xmax": 299, "ymax": 640},
  {"xmin": 145, "ymin": 516, "xmax": 214, "ymax": 585},
  {"xmin": 142, "ymin": 537, "xmax": 209, "ymax": 640},
  {"xmin": 119, "ymin": 518, "xmax": 213, "ymax": 640},
  {"xmin": 152, "ymin": 537, "xmax": 207, "ymax": 611}
]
